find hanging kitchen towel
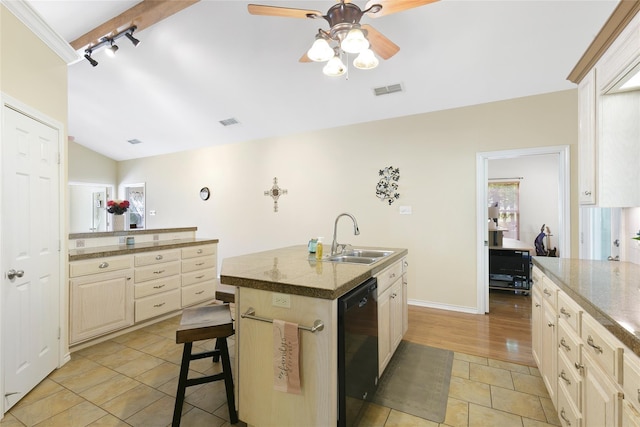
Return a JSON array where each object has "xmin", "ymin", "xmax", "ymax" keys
[{"xmin": 273, "ymin": 319, "xmax": 301, "ymax": 394}]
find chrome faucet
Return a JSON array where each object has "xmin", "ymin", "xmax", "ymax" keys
[{"xmin": 331, "ymin": 213, "xmax": 360, "ymax": 256}]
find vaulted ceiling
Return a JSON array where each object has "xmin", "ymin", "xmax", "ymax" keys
[{"xmin": 25, "ymin": 0, "xmax": 618, "ymax": 161}]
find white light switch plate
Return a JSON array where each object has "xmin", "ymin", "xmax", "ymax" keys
[{"xmin": 399, "ymin": 205, "xmax": 412, "ymax": 215}]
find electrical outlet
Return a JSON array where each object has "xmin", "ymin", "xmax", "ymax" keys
[
  {"xmin": 272, "ymin": 293, "xmax": 291, "ymax": 308},
  {"xmin": 119, "ymin": 237, "xmax": 125, "ymax": 244},
  {"xmin": 76, "ymin": 239, "xmax": 85, "ymax": 248},
  {"xmin": 399, "ymin": 205, "xmax": 412, "ymax": 215},
  {"xmin": 149, "ymin": 210, "xmax": 157, "ymax": 216},
  {"xmin": 153, "ymin": 234, "xmax": 159, "ymax": 241}
]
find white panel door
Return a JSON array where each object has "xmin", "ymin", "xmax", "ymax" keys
[{"xmin": 2, "ymin": 105, "xmax": 60, "ymax": 410}]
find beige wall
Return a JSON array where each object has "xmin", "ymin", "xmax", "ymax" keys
[
  {"xmin": 68, "ymin": 140, "xmax": 117, "ymax": 184},
  {"xmin": 0, "ymin": 5, "xmax": 68, "ymax": 124},
  {"xmin": 117, "ymin": 89, "xmax": 579, "ymax": 312}
]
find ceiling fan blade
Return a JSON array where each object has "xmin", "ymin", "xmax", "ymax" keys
[
  {"xmin": 362, "ymin": 24, "xmax": 399, "ymax": 59},
  {"xmin": 365, "ymin": 0, "xmax": 439, "ymax": 18},
  {"xmin": 248, "ymin": 4, "xmax": 323, "ymax": 19}
]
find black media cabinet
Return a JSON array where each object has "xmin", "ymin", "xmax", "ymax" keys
[{"xmin": 489, "ymin": 244, "xmax": 532, "ymax": 294}]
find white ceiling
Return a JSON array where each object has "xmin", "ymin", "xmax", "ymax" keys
[{"xmin": 25, "ymin": 0, "xmax": 618, "ymax": 161}]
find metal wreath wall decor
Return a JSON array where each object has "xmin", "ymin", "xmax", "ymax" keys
[{"xmin": 376, "ymin": 166, "xmax": 400, "ymax": 205}]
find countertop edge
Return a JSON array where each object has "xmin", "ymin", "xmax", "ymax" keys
[
  {"xmin": 532, "ymin": 257, "xmax": 640, "ymax": 358},
  {"xmin": 69, "ymin": 227, "xmax": 198, "ymax": 240},
  {"xmin": 221, "ymin": 248, "xmax": 408, "ymax": 300},
  {"xmin": 69, "ymin": 238, "xmax": 219, "ymax": 261}
]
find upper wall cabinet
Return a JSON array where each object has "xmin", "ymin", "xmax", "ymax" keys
[{"xmin": 578, "ymin": 10, "xmax": 640, "ymax": 207}]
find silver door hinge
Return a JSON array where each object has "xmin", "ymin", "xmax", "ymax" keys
[
  {"xmin": 58, "ymin": 327, "xmax": 61, "ymax": 340},
  {"xmin": 57, "ymin": 152, "xmax": 61, "ymax": 165}
]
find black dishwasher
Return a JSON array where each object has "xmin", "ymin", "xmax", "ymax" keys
[{"xmin": 337, "ymin": 277, "xmax": 378, "ymax": 427}]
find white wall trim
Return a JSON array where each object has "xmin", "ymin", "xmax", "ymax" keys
[
  {"xmin": 1, "ymin": 0, "xmax": 79, "ymax": 64},
  {"xmin": 408, "ymin": 299, "xmax": 479, "ymax": 315},
  {"xmin": 476, "ymin": 145, "xmax": 571, "ymax": 313}
]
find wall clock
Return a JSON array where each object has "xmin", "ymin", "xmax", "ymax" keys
[{"xmin": 200, "ymin": 187, "xmax": 210, "ymax": 201}]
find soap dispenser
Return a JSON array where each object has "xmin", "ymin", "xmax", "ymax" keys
[{"xmin": 315, "ymin": 237, "xmax": 323, "ymax": 260}]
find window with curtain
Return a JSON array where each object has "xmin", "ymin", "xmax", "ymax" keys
[{"xmin": 488, "ymin": 181, "xmax": 520, "ymax": 239}]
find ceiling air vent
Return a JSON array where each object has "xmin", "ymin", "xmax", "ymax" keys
[
  {"xmin": 219, "ymin": 118, "xmax": 239, "ymax": 127},
  {"xmin": 373, "ymin": 83, "xmax": 403, "ymax": 97},
  {"xmin": 127, "ymin": 138, "xmax": 142, "ymax": 144}
]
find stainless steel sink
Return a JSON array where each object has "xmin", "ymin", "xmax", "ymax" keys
[
  {"xmin": 325, "ymin": 249, "xmax": 394, "ymax": 265},
  {"xmin": 326, "ymin": 255, "xmax": 380, "ymax": 265}
]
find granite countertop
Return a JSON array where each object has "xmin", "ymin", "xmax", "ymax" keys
[
  {"xmin": 533, "ymin": 257, "xmax": 640, "ymax": 358},
  {"xmin": 220, "ymin": 245, "xmax": 408, "ymax": 300},
  {"xmin": 69, "ymin": 238, "xmax": 219, "ymax": 261},
  {"xmin": 69, "ymin": 227, "xmax": 197, "ymax": 240}
]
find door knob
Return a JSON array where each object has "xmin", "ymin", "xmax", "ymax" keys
[{"xmin": 7, "ymin": 269, "xmax": 24, "ymax": 280}]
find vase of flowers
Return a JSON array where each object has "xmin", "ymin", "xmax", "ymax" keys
[{"xmin": 107, "ymin": 200, "xmax": 130, "ymax": 231}]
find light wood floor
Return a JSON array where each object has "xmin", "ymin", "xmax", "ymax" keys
[{"xmin": 404, "ymin": 289, "xmax": 534, "ymax": 366}]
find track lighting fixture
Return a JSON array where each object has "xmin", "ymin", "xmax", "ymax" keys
[{"xmin": 82, "ymin": 25, "xmax": 141, "ymax": 67}]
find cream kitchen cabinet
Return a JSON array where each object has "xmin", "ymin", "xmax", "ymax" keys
[
  {"xmin": 134, "ymin": 249, "xmax": 182, "ymax": 322},
  {"xmin": 181, "ymin": 244, "xmax": 217, "ymax": 306},
  {"xmin": 69, "ymin": 255, "xmax": 134, "ymax": 344},
  {"xmin": 532, "ymin": 267, "xmax": 559, "ymax": 406},
  {"xmin": 578, "ymin": 68, "xmax": 597, "ymax": 205},
  {"xmin": 376, "ymin": 257, "xmax": 407, "ymax": 376}
]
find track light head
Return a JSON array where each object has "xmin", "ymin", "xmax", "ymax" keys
[
  {"xmin": 125, "ymin": 31, "xmax": 141, "ymax": 47},
  {"xmin": 106, "ymin": 40, "xmax": 119, "ymax": 57},
  {"xmin": 84, "ymin": 50, "xmax": 98, "ymax": 67}
]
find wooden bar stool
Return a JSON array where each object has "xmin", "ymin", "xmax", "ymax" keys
[{"xmin": 172, "ymin": 304, "xmax": 238, "ymax": 426}]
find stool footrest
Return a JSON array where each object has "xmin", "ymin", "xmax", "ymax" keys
[
  {"xmin": 186, "ymin": 373, "xmax": 225, "ymax": 388},
  {"xmin": 189, "ymin": 350, "xmax": 219, "ymax": 361}
]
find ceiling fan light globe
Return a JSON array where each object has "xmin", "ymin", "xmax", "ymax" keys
[
  {"xmin": 307, "ymin": 38, "xmax": 334, "ymax": 62},
  {"xmin": 341, "ymin": 28, "xmax": 369, "ymax": 54},
  {"xmin": 323, "ymin": 56, "xmax": 346, "ymax": 77},
  {"xmin": 353, "ymin": 48, "xmax": 379, "ymax": 70}
]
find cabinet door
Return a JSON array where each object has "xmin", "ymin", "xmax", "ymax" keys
[
  {"xmin": 542, "ymin": 302, "xmax": 558, "ymax": 406},
  {"xmin": 578, "ymin": 68, "xmax": 597, "ymax": 205},
  {"xmin": 582, "ymin": 351, "xmax": 623, "ymax": 427},
  {"xmin": 390, "ymin": 279, "xmax": 404, "ymax": 352},
  {"xmin": 70, "ymin": 269, "xmax": 134, "ymax": 344},
  {"xmin": 532, "ymin": 287, "xmax": 543, "ymax": 368},
  {"xmin": 378, "ymin": 286, "xmax": 392, "ymax": 376}
]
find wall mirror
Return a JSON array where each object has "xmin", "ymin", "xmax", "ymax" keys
[
  {"xmin": 123, "ymin": 183, "xmax": 146, "ymax": 230},
  {"xmin": 69, "ymin": 182, "xmax": 114, "ymax": 233}
]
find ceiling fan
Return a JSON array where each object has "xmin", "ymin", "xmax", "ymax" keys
[{"xmin": 248, "ymin": 0, "xmax": 439, "ymax": 76}]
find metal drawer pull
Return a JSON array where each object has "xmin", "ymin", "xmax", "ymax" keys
[
  {"xmin": 153, "ymin": 270, "xmax": 165, "ymax": 274},
  {"xmin": 560, "ymin": 307, "xmax": 571, "ymax": 317},
  {"xmin": 535, "ymin": 303, "xmax": 541, "ymax": 308},
  {"xmin": 637, "ymin": 388, "xmax": 640, "ymax": 403},
  {"xmin": 99, "ymin": 262, "xmax": 109, "ymax": 269},
  {"xmin": 195, "ymin": 275, "xmax": 204, "ymax": 279},
  {"xmin": 560, "ymin": 408, "xmax": 571, "ymax": 426},
  {"xmin": 153, "ymin": 302, "xmax": 165, "ymax": 308},
  {"xmin": 155, "ymin": 255, "xmax": 163, "ymax": 260},
  {"xmin": 560, "ymin": 338, "xmax": 571, "ymax": 351},
  {"xmin": 195, "ymin": 262, "xmax": 204, "ymax": 266},
  {"xmin": 197, "ymin": 249, "xmax": 203, "ymax": 254},
  {"xmin": 196, "ymin": 290, "xmax": 204, "ymax": 295},
  {"xmin": 574, "ymin": 362, "xmax": 584, "ymax": 372},
  {"xmin": 547, "ymin": 321, "xmax": 555, "ymax": 328},
  {"xmin": 559, "ymin": 371, "xmax": 571, "ymax": 385},
  {"xmin": 543, "ymin": 288, "xmax": 551, "ymax": 296},
  {"xmin": 584, "ymin": 190, "xmax": 592, "ymax": 196},
  {"xmin": 391, "ymin": 293, "xmax": 397, "ymax": 299},
  {"xmin": 153, "ymin": 284, "xmax": 165, "ymax": 289},
  {"xmin": 390, "ymin": 273, "xmax": 396, "ymax": 279},
  {"xmin": 587, "ymin": 335, "xmax": 603, "ymax": 353}
]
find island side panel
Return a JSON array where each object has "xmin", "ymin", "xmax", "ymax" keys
[{"xmin": 237, "ymin": 287, "xmax": 338, "ymax": 427}]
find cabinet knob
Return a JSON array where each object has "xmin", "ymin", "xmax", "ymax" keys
[
  {"xmin": 584, "ymin": 190, "xmax": 592, "ymax": 196},
  {"xmin": 98, "ymin": 262, "xmax": 109, "ymax": 269}
]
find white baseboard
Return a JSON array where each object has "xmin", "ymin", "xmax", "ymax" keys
[{"xmin": 408, "ymin": 299, "xmax": 482, "ymax": 315}]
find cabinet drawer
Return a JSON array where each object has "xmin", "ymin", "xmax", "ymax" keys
[
  {"xmin": 558, "ymin": 291, "xmax": 582, "ymax": 334},
  {"xmin": 135, "ymin": 289, "xmax": 181, "ymax": 322},
  {"xmin": 558, "ymin": 350, "xmax": 582, "ymax": 411},
  {"xmin": 135, "ymin": 261, "xmax": 180, "ymax": 283},
  {"xmin": 182, "ymin": 256, "xmax": 216, "ymax": 273},
  {"xmin": 135, "ymin": 275, "xmax": 181, "ymax": 299},
  {"xmin": 70, "ymin": 255, "xmax": 133, "ymax": 278},
  {"xmin": 182, "ymin": 268, "xmax": 217, "ymax": 287},
  {"xmin": 181, "ymin": 281, "xmax": 216, "ymax": 307},
  {"xmin": 182, "ymin": 244, "xmax": 216, "ymax": 259},
  {"xmin": 581, "ymin": 314, "xmax": 623, "ymax": 383},
  {"xmin": 559, "ymin": 319, "xmax": 582, "ymax": 367},
  {"xmin": 624, "ymin": 352, "xmax": 640, "ymax": 413},
  {"xmin": 377, "ymin": 261, "xmax": 402, "ymax": 293},
  {"xmin": 134, "ymin": 250, "xmax": 180, "ymax": 267},
  {"xmin": 557, "ymin": 382, "xmax": 582, "ymax": 427},
  {"xmin": 623, "ymin": 399, "xmax": 640, "ymax": 427}
]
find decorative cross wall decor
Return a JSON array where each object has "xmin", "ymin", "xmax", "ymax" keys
[
  {"xmin": 376, "ymin": 166, "xmax": 400, "ymax": 205},
  {"xmin": 264, "ymin": 177, "xmax": 288, "ymax": 212}
]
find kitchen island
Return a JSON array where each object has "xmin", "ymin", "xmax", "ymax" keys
[{"xmin": 220, "ymin": 245, "xmax": 408, "ymax": 427}]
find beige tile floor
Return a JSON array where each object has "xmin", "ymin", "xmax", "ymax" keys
[{"xmin": 0, "ymin": 314, "xmax": 560, "ymax": 427}]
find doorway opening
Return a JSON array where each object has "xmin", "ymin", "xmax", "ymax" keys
[{"xmin": 476, "ymin": 146, "xmax": 570, "ymax": 313}]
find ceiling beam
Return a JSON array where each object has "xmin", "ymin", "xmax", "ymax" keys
[{"xmin": 70, "ymin": 0, "xmax": 199, "ymax": 51}]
